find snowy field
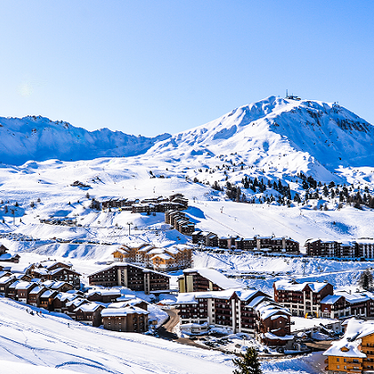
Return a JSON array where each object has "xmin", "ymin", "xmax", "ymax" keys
[
  {"xmin": 0, "ymin": 295, "xmax": 326, "ymax": 374},
  {"xmin": 0, "ymin": 149, "xmax": 373, "ymax": 373}
]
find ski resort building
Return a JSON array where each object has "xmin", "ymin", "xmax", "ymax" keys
[
  {"xmin": 112, "ymin": 243, "xmax": 192, "ymax": 271},
  {"xmin": 273, "ymin": 279, "xmax": 334, "ymax": 317},
  {"xmin": 88, "ymin": 263, "xmax": 170, "ymax": 294},
  {"xmin": 101, "ymin": 305, "xmax": 149, "ymax": 333},
  {"xmin": 175, "ymin": 288, "xmax": 293, "ymax": 346},
  {"xmin": 305, "ymin": 238, "xmax": 374, "ymax": 259},
  {"xmin": 178, "ymin": 268, "xmax": 240, "ymax": 293},
  {"xmin": 28, "ymin": 261, "xmax": 81, "ymax": 289},
  {"xmin": 274, "ymin": 280, "xmax": 374, "ymax": 319}
]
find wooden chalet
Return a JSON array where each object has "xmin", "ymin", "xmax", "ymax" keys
[
  {"xmin": 39, "ymin": 289, "xmax": 59, "ymax": 310},
  {"xmin": 0, "ymin": 244, "xmax": 20, "ymax": 263},
  {"xmin": 255, "ymin": 300, "xmax": 293, "ymax": 347},
  {"xmin": 0, "ymin": 274, "xmax": 16, "ymax": 296},
  {"xmin": 101, "ymin": 306, "xmax": 149, "ymax": 332},
  {"xmin": 74, "ymin": 302, "xmax": 105, "ymax": 327},
  {"xmin": 88, "ymin": 263, "xmax": 170, "ymax": 294},
  {"xmin": 15, "ymin": 281, "xmax": 38, "ymax": 304},
  {"xmin": 87, "ymin": 289, "xmax": 121, "ymax": 303},
  {"xmin": 28, "ymin": 285, "xmax": 47, "ymax": 307},
  {"xmin": 324, "ymin": 319, "xmax": 374, "ymax": 374}
]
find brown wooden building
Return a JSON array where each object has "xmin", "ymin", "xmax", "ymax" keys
[{"xmin": 88, "ymin": 263, "xmax": 170, "ymax": 294}]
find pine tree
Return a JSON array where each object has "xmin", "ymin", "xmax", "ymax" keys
[
  {"xmin": 359, "ymin": 268, "xmax": 373, "ymax": 290},
  {"xmin": 232, "ymin": 347, "xmax": 263, "ymax": 374}
]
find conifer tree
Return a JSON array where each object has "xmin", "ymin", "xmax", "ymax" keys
[
  {"xmin": 232, "ymin": 347, "xmax": 263, "ymax": 374},
  {"xmin": 359, "ymin": 268, "xmax": 373, "ymax": 290}
]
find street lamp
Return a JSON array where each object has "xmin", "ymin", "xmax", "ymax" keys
[{"xmin": 126, "ymin": 222, "xmax": 133, "ymax": 236}]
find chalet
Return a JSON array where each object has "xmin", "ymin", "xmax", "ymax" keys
[
  {"xmin": 52, "ymin": 292, "xmax": 79, "ymax": 313},
  {"xmin": 113, "ymin": 243, "xmax": 192, "ymax": 272},
  {"xmin": 178, "ymin": 268, "xmax": 240, "ymax": 293},
  {"xmin": 74, "ymin": 302, "xmax": 104, "ymax": 327},
  {"xmin": 28, "ymin": 285, "xmax": 47, "ymax": 307},
  {"xmin": 0, "ymin": 274, "xmax": 16, "ymax": 296},
  {"xmin": 335, "ymin": 291, "xmax": 374, "ymax": 318},
  {"xmin": 7, "ymin": 280, "xmax": 20, "ymax": 300},
  {"xmin": 192, "ymin": 231, "xmax": 218, "ymax": 247},
  {"xmin": 15, "ymin": 281, "xmax": 38, "ymax": 304},
  {"xmin": 324, "ymin": 318, "xmax": 374, "ymax": 374},
  {"xmin": 49, "ymin": 267, "xmax": 81, "ymax": 289},
  {"xmin": 39, "ymin": 289, "xmax": 59, "ymax": 310},
  {"xmin": 28, "ymin": 261, "xmax": 81, "ymax": 288},
  {"xmin": 255, "ymin": 299, "xmax": 293, "ymax": 347},
  {"xmin": 150, "ymin": 245, "xmax": 192, "ymax": 271},
  {"xmin": 0, "ymin": 244, "xmax": 20, "ymax": 263},
  {"xmin": 65, "ymin": 297, "xmax": 88, "ymax": 319},
  {"xmin": 110, "ymin": 298, "xmax": 148, "ymax": 311},
  {"xmin": 88, "ymin": 263, "xmax": 170, "ymax": 294},
  {"xmin": 320, "ymin": 294, "xmax": 349, "ymax": 319},
  {"xmin": 101, "ymin": 306, "xmax": 149, "ymax": 333},
  {"xmin": 42, "ymin": 280, "xmax": 74, "ymax": 293},
  {"xmin": 113, "ymin": 243, "xmax": 155, "ymax": 265},
  {"xmin": 87, "ymin": 289, "xmax": 121, "ymax": 303},
  {"xmin": 273, "ymin": 279, "xmax": 334, "ymax": 317}
]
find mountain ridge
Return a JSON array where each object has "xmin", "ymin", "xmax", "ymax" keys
[
  {"xmin": 144, "ymin": 96, "xmax": 374, "ymax": 180},
  {"xmin": 0, "ymin": 115, "xmax": 171, "ymax": 165}
]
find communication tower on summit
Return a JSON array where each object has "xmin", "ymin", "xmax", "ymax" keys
[{"xmin": 285, "ymin": 89, "xmax": 301, "ymax": 101}]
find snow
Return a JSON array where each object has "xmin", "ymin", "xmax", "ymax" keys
[
  {"xmin": 183, "ymin": 268, "xmax": 241, "ymax": 289},
  {"xmin": 323, "ymin": 318, "xmax": 374, "ymax": 358},
  {"xmin": 1, "ymin": 96, "xmax": 374, "ymax": 373}
]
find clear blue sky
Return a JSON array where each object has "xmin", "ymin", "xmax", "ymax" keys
[{"xmin": 0, "ymin": 1, "xmax": 373, "ymax": 136}]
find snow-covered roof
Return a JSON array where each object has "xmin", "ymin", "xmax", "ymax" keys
[
  {"xmin": 101, "ymin": 306, "xmax": 148, "ymax": 317},
  {"xmin": 15, "ymin": 281, "xmax": 35, "ymax": 290},
  {"xmin": 235, "ymin": 289, "xmax": 262, "ymax": 302},
  {"xmin": 274, "ymin": 279, "xmax": 330, "ymax": 293},
  {"xmin": 41, "ymin": 290, "xmax": 56, "ymax": 298},
  {"xmin": 321, "ymin": 294, "xmax": 344, "ymax": 304},
  {"xmin": 262, "ymin": 332, "xmax": 294, "ymax": 341},
  {"xmin": 88, "ymin": 288, "xmax": 121, "ymax": 297},
  {"xmin": 75, "ymin": 302, "xmax": 103, "ymax": 313},
  {"xmin": 323, "ymin": 318, "xmax": 374, "ymax": 358},
  {"xmin": 183, "ymin": 268, "xmax": 240, "ymax": 290},
  {"xmin": 256, "ymin": 300, "xmax": 290, "ymax": 320},
  {"xmin": 335, "ymin": 291, "xmax": 372, "ymax": 304},
  {"xmin": 176, "ymin": 293, "xmax": 198, "ymax": 304},
  {"xmin": 29, "ymin": 286, "xmax": 45, "ymax": 294}
]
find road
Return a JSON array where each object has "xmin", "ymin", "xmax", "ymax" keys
[{"xmin": 156, "ymin": 308, "xmax": 211, "ymax": 350}]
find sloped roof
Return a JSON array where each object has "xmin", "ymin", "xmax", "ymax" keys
[
  {"xmin": 101, "ymin": 306, "xmax": 148, "ymax": 317},
  {"xmin": 323, "ymin": 318, "xmax": 373, "ymax": 358},
  {"xmin": 321, "ymin": 294, "xmax": 344, "ymax": 304},
  {"xmin": 183, "ymin": 268, "xmax": 240, "ymax": 290},
  {"xmin": 274, "ymin": 279, "xmax": 330, "ymax": 293}
]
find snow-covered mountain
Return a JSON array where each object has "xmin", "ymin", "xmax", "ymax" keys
[
  {"xmin": 146, "ymin": 96, "xmax": 374, "ymax": 180},
  {"xmin": 1, "ymin": 97, "xmax": 373, "ymax": 184},
  {"xmin": 0, "ymin": 115, "xmax": 171, "ymax": 165}
]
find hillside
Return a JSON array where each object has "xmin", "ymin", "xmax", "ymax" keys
[
  {"xmin": 0, "ymin": 115, "xmax": 170, "ymax": 165},
  {"xmin": 144, "ymin": 96, "xmax": 374, "ymax": 183}
]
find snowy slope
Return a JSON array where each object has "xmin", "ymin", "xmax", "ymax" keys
[
  {"xmin": 0, "ymin": 116, "xmax": 170, "ymax": 165},
  {"xmin": 0, "ymin": 295, "xmax": 321, "ymax": 374}
]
